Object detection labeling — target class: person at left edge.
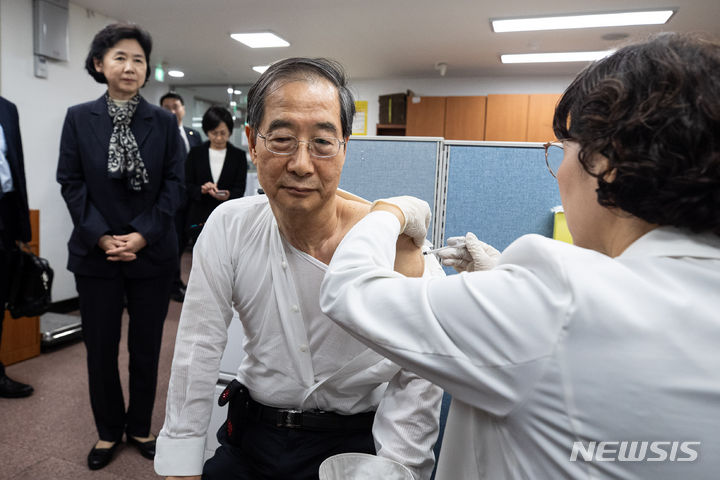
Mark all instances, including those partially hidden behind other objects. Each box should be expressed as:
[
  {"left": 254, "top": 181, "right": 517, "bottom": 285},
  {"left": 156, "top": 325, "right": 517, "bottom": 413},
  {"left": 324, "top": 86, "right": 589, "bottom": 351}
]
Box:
[
  {"left": 56, "top": 23, "right": 184, "bottom": 471},
  {"left": 160, "top": 92, "right": 201, "bottom": 302},
  {"left": 0, "top": 96, "right": 34, "bottom": 399}
]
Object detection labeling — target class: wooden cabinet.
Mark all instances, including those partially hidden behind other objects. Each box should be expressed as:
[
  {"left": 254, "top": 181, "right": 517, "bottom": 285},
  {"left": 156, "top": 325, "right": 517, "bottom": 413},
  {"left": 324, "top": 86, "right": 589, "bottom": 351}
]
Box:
[
  {"left": 398, "top": 92, "right": 560, "bottom": 141},
  {"left": 526, "top": 93, "right": 561, "bottom": 142},
  {"left": 0, "top": 210, "right": 41, "bottom": 366},
  {"left": 376, "top": 124, "right": 407, "bottom": 136},
  {"left": 484, "top": 93, "right": 561, "bottom": 142},
  {"left": 484, "top": 94, "right": 530, "bottom": 141},
  {"left": 444, "top": 96, "right": 487, "bottom": 141},
  {"left": 406, "top": 96, "right": 446, "bottom": 137},
  {"left": 406, "top": 95, "right": 488, "bottom": 140}
]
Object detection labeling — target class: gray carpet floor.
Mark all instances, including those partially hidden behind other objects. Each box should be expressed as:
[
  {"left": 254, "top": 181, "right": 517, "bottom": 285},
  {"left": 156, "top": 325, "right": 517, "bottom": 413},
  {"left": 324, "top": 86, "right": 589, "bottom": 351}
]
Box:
[{"left": 0, "top": 253, "right": 191, "bottom": 480}]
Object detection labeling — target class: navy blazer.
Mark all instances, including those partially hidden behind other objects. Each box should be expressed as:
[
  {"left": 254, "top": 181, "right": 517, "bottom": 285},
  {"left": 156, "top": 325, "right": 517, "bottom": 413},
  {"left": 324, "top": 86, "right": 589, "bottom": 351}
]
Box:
[
  {"left": 56, "top": 95, "right": 184, "bottom": 278},
  {"left": 185, "top": 141, "right": 247, "bottom": 230},
  {"left": 0, "top": 96, "right": 31, "bottom": 242}
]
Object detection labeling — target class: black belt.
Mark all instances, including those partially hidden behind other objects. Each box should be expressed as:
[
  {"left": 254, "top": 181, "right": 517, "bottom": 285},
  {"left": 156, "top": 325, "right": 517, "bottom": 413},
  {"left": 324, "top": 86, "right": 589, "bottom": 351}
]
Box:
[{"left": 250, "top": 399, "right": 375, "bottom": 431}]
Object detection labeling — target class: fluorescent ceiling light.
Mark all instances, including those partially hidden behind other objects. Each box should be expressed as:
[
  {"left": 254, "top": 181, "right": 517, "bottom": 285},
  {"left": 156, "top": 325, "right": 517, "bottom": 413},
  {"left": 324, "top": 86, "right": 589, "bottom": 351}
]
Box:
[
  {"left": 231, "top": 32, "right": 289, "bottom": 48},
  {"left": 167, "top": 70, "right": 184, "bottom": 78},
  {"left": 501, "top": 50, "right": 615, "bottom": 64},
  {"left": 253, "top": 65, "right": 269, "bottom": 74},
  {"left": 226, "top": 87, "right": 234, "bottom": 94},
  {"left": 492, "top": 10, "right": 674, "bottom": 33},
  {"left": 233, "top": 89, "right": 242, "bottom": 95}
]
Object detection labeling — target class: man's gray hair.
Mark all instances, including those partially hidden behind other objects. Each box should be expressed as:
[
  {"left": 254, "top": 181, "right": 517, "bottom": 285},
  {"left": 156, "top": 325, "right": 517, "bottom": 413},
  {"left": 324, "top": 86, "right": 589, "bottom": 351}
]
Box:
[{"left": 246, "top": 57, "right": 355, "bottom": 139}]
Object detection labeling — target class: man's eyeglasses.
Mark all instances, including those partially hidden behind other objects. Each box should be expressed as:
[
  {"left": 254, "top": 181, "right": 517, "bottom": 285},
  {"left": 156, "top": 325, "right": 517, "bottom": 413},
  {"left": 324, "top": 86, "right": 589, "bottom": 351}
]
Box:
[
  {"left": 543, "top": 141, "right": 564, "bottom": 178},
  {"left": 257, "top": 132, "right": 345, "bottom": 158}
]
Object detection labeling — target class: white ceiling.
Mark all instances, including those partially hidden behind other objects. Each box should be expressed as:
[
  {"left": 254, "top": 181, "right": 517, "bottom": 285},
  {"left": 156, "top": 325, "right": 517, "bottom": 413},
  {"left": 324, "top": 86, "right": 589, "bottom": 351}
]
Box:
[{"left": 71, "top": 0, "right": 720, "bottom": 86}]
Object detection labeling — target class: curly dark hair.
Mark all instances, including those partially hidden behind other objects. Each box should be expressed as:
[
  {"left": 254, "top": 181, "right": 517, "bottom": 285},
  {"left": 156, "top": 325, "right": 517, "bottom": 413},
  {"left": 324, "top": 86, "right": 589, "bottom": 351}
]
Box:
[
  {"left": 553, "top": 32, "right": 720, "bottom": 236},
  {"left": 85, "top": 23, "right": 152, "bottom": 84}
]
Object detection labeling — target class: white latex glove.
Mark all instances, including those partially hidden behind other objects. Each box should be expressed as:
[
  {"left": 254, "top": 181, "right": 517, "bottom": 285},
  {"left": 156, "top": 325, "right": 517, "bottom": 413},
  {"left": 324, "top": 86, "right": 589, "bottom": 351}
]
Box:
[
  {"left": 371, "top": 196, "right": 430, "bottom": 247},
  {"left": 437, "top": 232, "right": 500, "bottom": 272}
]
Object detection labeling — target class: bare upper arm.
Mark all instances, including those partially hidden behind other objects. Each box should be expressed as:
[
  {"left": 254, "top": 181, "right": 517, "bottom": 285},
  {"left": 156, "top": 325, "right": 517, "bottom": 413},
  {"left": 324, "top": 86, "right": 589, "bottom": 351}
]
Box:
[
  {"left": 394, "top": 234, "right": 424, "bottom": 277},
  {"left": 337, "top": 193, "right": 424, "bottom": 277}
]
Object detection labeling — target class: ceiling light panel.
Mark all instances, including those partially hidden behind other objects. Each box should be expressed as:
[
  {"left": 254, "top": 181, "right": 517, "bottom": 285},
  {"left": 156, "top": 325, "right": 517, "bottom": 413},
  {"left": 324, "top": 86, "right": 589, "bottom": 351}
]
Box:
[
  {"left": 501, "top": 50, "right": 615, "bottom": 63},
  {"left": 231, "top": 32, "right": 290, "bottom": 48},
  {"left": 492, "top": 10, "right": 674, "bottom": 33}
]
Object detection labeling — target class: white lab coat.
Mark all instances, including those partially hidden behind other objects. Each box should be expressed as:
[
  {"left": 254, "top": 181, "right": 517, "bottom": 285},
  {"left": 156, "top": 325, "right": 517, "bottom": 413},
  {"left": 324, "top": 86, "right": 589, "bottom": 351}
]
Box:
[{"left": 321, "top": 211, "right": 720, "bottom": 479}]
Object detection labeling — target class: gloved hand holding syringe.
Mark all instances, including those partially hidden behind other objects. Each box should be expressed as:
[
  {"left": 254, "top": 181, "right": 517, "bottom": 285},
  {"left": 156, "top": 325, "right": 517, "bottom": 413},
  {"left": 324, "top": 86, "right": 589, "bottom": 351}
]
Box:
[{"left": 425, "top": 233, "right": 501, "bottom": 273}]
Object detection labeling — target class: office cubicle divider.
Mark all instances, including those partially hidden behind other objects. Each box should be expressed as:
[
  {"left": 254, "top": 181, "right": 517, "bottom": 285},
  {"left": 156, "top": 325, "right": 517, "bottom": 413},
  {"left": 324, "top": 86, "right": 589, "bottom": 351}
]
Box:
[
  {"left": 342, "top": 137, "right": 562, "bottom": 269},
  {"left": 341, "top": 136, "right": 445, "bottom": 248},
  {"left": 442, "top": 140, "right": 562, "bottom": 251}
]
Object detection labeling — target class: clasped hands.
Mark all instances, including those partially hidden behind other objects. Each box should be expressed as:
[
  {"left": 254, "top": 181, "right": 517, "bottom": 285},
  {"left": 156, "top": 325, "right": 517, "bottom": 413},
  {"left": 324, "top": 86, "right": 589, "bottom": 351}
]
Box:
[
  {"left": 371, "top": 196, "right": 500, "bottom": 273},
  {"left": 201, "top": 181, "right": 230, "bottom": 201},
  {"left": 98, "top": 232, "right": 147, "bottom": 262}
]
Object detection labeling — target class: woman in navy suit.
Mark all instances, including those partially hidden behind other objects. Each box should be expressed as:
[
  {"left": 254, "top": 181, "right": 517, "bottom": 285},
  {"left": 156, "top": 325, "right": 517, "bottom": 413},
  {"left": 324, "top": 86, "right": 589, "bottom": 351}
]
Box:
[
  {"left": 185, "top": 106, "right": 247, "bottom": 242},
  {"left": 56, "top": 24, "right": 183, "bottom": 470}
]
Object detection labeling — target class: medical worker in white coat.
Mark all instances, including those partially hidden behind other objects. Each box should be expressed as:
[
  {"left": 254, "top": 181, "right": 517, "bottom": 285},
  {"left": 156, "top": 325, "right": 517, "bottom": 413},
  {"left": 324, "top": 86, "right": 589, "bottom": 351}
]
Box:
[{"left": 320, "top": 32, "right": 720, "bottom": 479}]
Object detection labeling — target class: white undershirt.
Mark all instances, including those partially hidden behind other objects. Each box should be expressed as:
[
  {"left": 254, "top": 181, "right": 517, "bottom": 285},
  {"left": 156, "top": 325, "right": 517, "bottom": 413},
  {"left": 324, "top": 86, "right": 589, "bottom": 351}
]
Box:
[
  {"left": 208, "top": 148, "right": 226, "bottom": 184},
  {"left": 283, "top": 238, "right": 339, "bottom": 366}
]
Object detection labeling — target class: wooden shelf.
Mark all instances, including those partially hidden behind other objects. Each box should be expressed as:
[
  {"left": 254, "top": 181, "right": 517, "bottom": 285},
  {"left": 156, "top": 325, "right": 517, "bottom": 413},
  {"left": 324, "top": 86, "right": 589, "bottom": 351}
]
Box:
[{"left": 376, "top": 124, "right": 406, "bottom": 136}]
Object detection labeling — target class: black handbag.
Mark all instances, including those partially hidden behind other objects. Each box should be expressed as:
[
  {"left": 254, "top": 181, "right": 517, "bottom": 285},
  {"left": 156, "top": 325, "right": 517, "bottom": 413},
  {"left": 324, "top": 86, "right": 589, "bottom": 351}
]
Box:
[{"left": 6, "top": 246, "right": 54, "bottom": 319}]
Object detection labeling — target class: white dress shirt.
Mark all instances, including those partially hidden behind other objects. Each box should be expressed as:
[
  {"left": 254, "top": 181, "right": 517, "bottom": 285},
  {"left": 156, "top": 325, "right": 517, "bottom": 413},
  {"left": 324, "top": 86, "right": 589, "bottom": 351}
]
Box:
[
  {"left": 321, "top": 211, "right": 720, "bottom": 480},
  {"left": 178, "top": 125, "right": 190, "bottom": 153},
  {"left": 155, "top": 195, "right": 443, "bottom": 478}
]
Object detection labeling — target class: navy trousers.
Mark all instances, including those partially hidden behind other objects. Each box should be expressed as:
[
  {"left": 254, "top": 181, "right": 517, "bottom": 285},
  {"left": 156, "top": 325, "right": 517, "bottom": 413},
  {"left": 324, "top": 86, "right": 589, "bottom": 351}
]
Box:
[{"left": 76, "top": 272, "right": 171, "bottom": 442}]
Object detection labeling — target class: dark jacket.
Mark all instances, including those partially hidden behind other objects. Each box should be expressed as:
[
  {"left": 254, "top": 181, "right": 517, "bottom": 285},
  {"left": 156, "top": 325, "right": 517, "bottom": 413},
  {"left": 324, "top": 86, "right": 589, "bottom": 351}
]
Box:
[
  {"left": 183, "top": 126, "right": 203, "bottom": 150},
  {"left": 56, "top": 95, "right": 184, "bottom": 278},
  {"left": 0, "top": 96, "right": 31, "bottom": 243},
  {"left": 185, "top": 141, "right": 247, "bottom": 232}
]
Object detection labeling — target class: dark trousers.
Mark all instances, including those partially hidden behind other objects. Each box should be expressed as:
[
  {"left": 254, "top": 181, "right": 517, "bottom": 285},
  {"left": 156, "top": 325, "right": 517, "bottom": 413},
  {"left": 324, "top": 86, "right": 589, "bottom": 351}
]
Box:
[
  {"left": 75, "top": 272, "right": 172, "bottom": 442},
  {"left": 0, "top": 240, "right": 10, "bottom": 378},
  {"left": 202, "top": 419, "right": 376, "bottom": 480},
  {"left": 0, "top": 192, "right": 21, "bottom": 378}
]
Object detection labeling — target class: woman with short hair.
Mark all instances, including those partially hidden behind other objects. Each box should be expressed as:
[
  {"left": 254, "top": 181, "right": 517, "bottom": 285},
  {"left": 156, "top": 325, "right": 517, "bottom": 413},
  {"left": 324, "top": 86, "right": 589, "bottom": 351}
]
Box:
[
  {"left": 185, "top": 105, "right": 247, "bottom": 243},
  {"left": 56, "top": 23, "right": 183, "bottom": 470}
]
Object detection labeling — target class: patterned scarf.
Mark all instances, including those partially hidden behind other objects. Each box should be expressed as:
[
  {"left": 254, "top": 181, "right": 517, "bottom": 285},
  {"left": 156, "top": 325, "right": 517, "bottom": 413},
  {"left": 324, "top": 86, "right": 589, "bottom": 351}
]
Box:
[{"left": 106, "top": 93, "right": 149, "bottom": 191}]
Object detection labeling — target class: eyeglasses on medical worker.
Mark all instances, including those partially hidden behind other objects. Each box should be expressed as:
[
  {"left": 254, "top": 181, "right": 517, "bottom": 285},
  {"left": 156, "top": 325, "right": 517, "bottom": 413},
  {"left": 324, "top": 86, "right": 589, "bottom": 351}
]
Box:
[
  {"left": 543, "top": 141, "right": 564, "bottom": 178},
  {"left": 257, "top": 131, "right": 346, "bottom": 158}
]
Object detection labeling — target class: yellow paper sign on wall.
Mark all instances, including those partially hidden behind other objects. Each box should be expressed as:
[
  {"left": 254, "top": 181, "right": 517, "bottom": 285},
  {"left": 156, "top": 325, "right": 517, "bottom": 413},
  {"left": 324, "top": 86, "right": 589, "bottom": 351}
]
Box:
[
  {"left": 352, "top": 100, "right": 368, "bottom": 136},
  {"left": 553, "top": 210, "right": 573, "bottom": 244}
]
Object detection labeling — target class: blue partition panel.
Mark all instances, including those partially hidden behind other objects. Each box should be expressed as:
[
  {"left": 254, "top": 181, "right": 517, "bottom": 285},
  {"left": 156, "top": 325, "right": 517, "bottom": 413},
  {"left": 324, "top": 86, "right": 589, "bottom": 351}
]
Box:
[
  {"left": 444, "top": 144, "right": 562, "bottom": 254},
  {"left": 340, "top": 138, "right": 441, "bottom": 243}
]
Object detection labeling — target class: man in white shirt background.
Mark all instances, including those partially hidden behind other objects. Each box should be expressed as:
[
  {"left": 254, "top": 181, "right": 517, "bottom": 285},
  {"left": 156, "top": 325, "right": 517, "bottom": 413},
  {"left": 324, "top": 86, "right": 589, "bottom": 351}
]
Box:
[
  {"left": 154, "top": 57, "right": 443, "bottom": 480},
  {"left": 160, "top": 92, "right": 202, "bottom": 303}
]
